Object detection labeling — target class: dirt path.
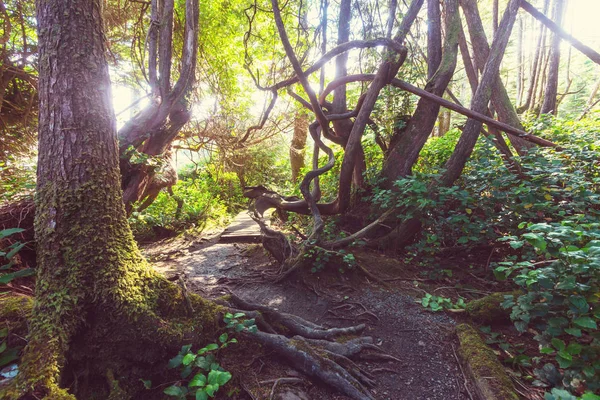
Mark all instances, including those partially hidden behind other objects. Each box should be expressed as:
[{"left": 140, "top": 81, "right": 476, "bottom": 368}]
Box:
[{"left": 145, "top": 233, "right": 474, "bottom": 400}]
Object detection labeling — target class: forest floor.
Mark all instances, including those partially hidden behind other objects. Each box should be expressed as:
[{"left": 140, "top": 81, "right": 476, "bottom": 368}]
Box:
[{"left": 143, "top": 224, "right": 482, "bottom": 400}]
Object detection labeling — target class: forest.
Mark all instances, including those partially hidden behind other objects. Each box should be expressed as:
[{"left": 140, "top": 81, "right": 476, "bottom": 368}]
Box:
[{"left": 0, "top": 0, "right": 599, "bottom": 399}]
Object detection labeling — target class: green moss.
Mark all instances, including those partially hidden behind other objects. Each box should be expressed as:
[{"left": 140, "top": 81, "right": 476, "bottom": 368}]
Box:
[
  {"left": 456, "top": 324, "right": 518, "bottom": 400},
  {"left": 465, "top": 292, "right": 520, "bottom": 324},
  {"left": 0, "top": 295, "right": 33, "bottom": 337}
]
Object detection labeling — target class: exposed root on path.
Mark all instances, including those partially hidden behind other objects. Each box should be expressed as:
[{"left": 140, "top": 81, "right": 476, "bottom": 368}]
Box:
[{"left": 218, "top": 293, "right": 402, "bottom": 400}]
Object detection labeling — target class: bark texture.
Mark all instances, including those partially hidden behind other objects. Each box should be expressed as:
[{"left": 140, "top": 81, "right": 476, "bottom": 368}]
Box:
[{"left": 540, "top": 0, "right": 565, "bottom": 115}]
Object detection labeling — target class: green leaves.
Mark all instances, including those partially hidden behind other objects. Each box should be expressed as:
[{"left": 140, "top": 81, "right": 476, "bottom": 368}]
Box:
[
  {"left": 208, "top": 370, "right": 231, "bottom": 386},
  {"left": 158, "top": 326, "right": 239, "bottom": 400},
  {"left": 573, "top": 317, "right": 597, "bottom": 330},
  {"left": 189, "top": 373, "right": 207, "bottom": 388},
  {"left": 164, "top": 385, "right": 187, "bottom": 397},
  {"left": 168, "top": 354, "right": 184, "bottom": 369},
  {"left": 0, "top": 229, "right": 33, "bottom": 285},
  {"left": 420, "top": 293, "right": 465, "bottom": 312},
  {"left": 0, "top": 228, "right": 25, "bottom": 239}
]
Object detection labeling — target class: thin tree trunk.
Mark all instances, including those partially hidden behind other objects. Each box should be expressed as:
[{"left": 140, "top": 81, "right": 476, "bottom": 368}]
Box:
[
  {"left": 540, "top": 0, "right": 565, "bottom": 114},
  {"left": 442, "top": 0, "right": 520, "bottom": 186},
  {"left": 516, "top": 15, "right": 524, "bottom": 105},
  {"left": 519, "top": 0, "right": 550, "bottom": 112},
  {"left": 521, "top": 0, "right": 600, "bottom": 66},
  {"left": 428, "top": 0, "right": 442, "bottom": 79},
  {"left": 291, "top": 113, "right": 309, "bottom": 182},
  {"left": 458, "top": 22, "right": 479, "bottom": 95},
  {"left": 535, "top": 49, "right": 551, "bottom": 114},
  {"left": 460, "top": 0, "right": 534, "bottom": 154},
  {"left": 438, "top": 108, "right": 451, "bottom": 136},
  {"left": 382, "top": 0, "right": 459, "bottom": 181},
  {"left": 331, "top": 0, "right": 366, "bottom": 188},
  {"left": 492, "top": 0, "right": 499, "bottom": 37}
]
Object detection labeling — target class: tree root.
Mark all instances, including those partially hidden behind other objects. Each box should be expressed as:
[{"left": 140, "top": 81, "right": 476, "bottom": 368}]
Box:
[
  {"left": 249, "top": 332, "right": 376, "bottom": 400},
  {"left": 224, "top": 293, "right": 400, "bottom": 400}
]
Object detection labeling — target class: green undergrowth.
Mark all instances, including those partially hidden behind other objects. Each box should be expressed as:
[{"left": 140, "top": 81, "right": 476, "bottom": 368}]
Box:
[
  {"left": 129, "top": 166, "right": 243, "bottom": 241},
  {"left": 384, "top": 116, "right": 600, "bottom": 397}
]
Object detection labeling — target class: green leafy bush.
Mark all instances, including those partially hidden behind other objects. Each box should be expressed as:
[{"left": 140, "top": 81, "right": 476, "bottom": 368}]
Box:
[
  {"left": 370, "top": 116, "right": 600, "bottom": 396},
  {"left": 129, "top": 168, "right": 243, "bottom": 239},
  {"left": 497, "top": 220, "right": 599, "bottom": 394},
  {"left": 420, "top": 293, "right": 466, "bottom": 312},
  {"left": 162, "top": 338, "right": 234, "bottom": 400},
  {"left": 0, "top": 228, "right": 34, "bottom": 286}
]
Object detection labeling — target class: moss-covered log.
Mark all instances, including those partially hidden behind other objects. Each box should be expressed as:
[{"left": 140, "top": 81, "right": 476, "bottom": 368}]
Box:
[
  {"left": 465, "top": 292, "right": 520, "bottom": 324},
  {"left": 456, "top": 324, "right": 518, "bottom": 400}
]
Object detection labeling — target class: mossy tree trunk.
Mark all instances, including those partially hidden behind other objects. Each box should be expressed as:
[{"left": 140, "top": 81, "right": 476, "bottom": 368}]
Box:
[{"left": 5, "top": 1, "right": 219, "bottom": 398}]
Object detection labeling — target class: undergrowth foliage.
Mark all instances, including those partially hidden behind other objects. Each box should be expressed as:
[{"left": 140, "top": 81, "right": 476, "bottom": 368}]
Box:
[
  {"left": 128, "top": 166, "right": 244, "bottom": 239},
  {"left": 375, "top": 116, "right": 600, "bottom": 397}
]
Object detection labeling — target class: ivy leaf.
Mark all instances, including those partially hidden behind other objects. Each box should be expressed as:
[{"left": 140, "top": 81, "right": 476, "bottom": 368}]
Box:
[
  {"left": 573, "top": 317, "right": 597, "bottom": 329},
  {"left": 196, "top": 391, "right": 209, "bottom": 400},
  {"left": 189, "top": 373, "right": 207, "bottom": 388},
  {"left": 566, "top": 342, "right": 582, "bottom": 355},
  {"left": 582, "top": 393, "right": 600, "bottom": 400},
  {"left": 182, "top": 353, "right": 196, "bottom": 365},
  {"left": 564, "top": 328, "right": 582, "bottom": 337},
  {"left": 509, "top": 241, "right": 524, "bottom": 249},
  {"left": 195, "top": 356, "right": 210, "bottom": 370},
  {"left": 204, "top": 383, "right": 218, "bottom": 397},
  {"left": 218, "top": 333, "right": 228, "bottom": 343},
  {"left": 180, "top": 364, "right": 193, "bottom": 379},
  {"left": 164, "top": 385, "right": 184, "bottom": 397},
  {"left": 167, "top": 354, "right": 184, "bottom": 369},
  {"left": 569, "top": 296, "right": 589, "bottom": 314},
  {"left": 217, "top": 371, "right": 231, "bottom": 386},
  {"left": 551, "top": 338, "right": 565, "bottom": 352},
  {"left": 556, "top": 354, "right": 572, "bottom": 369},
  {"left": 140, "top": 379, "right": 152, "bottom": 389},
  {"left": 204, "top": 343, "right": 219, "bottom": 351}
]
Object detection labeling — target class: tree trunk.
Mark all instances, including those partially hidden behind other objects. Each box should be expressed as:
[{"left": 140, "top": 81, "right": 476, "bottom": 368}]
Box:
[
  {"left": 331, "top": 0, "right": 367, "bottom": 188},
  {"left": 4, "top": 1, "right": 219, "bottom": 398},
  {"left": 382, "top": 0, "right": 459, "bottom": 181},
  {"left": 438, "top": 108, "right": 451, "bottom": 136},
  {"left": 291, "top": 113, "right": 308, "bottom": 182},
  {"left": 442, "top": 0, "right": 520, "bottom": 185},
  {"left": 427, "top": 0, "right": 442, "bottom": 79},
  {"left": 460, "top": 0, "right": 534, "bottom": 155},
  {"left": 519, "top": 0, "right": 550, "bottom": 112},
  {"left": 492, "top": 0, "right": 499, "bottom": 37},
  {"left": 458, "top": 22, "right": 479, "bottom": 96},
  {"left": 516, "top": 15, "right": 524, "bottom": 105},
  {"left": 540, "top": 0, "right": 565, "bottom": 115}
]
